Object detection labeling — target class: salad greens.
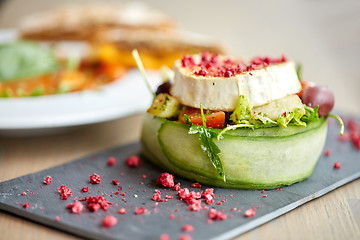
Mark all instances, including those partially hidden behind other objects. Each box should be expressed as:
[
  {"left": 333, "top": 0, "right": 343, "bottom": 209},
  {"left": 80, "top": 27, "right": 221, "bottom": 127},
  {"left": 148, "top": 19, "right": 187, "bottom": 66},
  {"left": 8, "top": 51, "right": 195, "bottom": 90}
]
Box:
[
  {"left": 184, "top": 105, "right": 225, "bottom": 182},
  {"left": 0, "top": 41, "right": 58, "bottom": 83}
]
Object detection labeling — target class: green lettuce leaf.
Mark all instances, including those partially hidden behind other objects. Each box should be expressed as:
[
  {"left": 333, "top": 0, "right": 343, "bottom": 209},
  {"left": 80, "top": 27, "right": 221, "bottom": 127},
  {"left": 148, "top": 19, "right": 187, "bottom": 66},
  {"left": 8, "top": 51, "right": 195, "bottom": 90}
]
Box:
[{"left": 0, "top": 41, "right": 58, "bottom": 83}]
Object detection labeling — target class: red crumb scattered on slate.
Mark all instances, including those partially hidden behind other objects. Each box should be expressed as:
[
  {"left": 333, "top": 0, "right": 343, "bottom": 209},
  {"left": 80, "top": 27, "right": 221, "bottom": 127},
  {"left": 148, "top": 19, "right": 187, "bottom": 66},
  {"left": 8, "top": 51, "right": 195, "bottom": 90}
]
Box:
[
  {"left": 112, "top": 179, "right": 119, "bottom": 185},
  {"left": 191, "top": 183, "right": 201, "bottom": 188},
  {"left": 23, "top": 203, "right": 30, "bottom": 209},
  {"left": 334, "top": 161, "right": 341, "bottom": 169},
  {"left": 80, "top": 195, "right": 112, "bottom": 212},
  {"left": 152, "top": 191, "right": 163, "bottom": 202},
  {"left": 58, "top": 185, "right": 72, "bottom": 200},
  {"left": 277, "top": 188, "right": 282, "bottom": 191},
  {"left": 107, "top": 157, "right": 116, "bottom": 166},
  {"left": 208, "top": 208, "right": 227, "bottom": 220},
  {"left": 81, "top": 187, "right": 89, "bottom": 192},
  {"left": 179, "top": 234, "right": 192, "bottom": 240},
  {"left": 21, "top": 192, "right": 26, "bottom": 196},
  {"left": 55, "top": 216, "right": 60, "bottom": 221},
  {"left": 174, "top": 183, "right": 181, "bottom": 191},
  {"left": 89, "top": 174, "right": 101, "bottom": 184},
  {"left": 68, "top": 201, "right": 84, "bottom": 214},
  {"left": 182, "top": 224, "right": 194, "bottom": 232},
  {"left": 156, "top": 173, "right": 175, "bottom": 188},
  {"left": 142, "top": 174, "right": 147, "bottom": 179},
  {"left": 43, "top": 176, "right": 52, "bottom": 185},
  {"left": 244, "top": 208, "right": 256, "bottom": 217},
  {"left": 102, "top": 215, "right": 118, "bottom": 227},
  {"left": 118, "top": 208, "right": 126, "bottom": 214},
  {"left": 126, "top": 155, "right": 140, "bottom": 168},
  {"left": 135, "top": 207, "right": 147, "bottom": 215},
  {"left": 261, "top": 190, "right": 265, "bottom": 193},
  {"left": 160, "top": 233, "right": 170, "bottom": 240},
  {"left": 262, "top": 195, "right": 268, "bottom": 198},
  {"left": 324, "top": 149, "right": 331, "bottom": 156},
  {"left": 169, "top": 214, "right": 175, "bottom": 219}
]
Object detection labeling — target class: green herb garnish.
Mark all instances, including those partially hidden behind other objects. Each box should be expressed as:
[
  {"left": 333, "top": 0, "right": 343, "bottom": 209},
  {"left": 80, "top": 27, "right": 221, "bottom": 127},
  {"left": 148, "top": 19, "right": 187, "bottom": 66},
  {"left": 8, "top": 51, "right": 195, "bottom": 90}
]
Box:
[{"left": 185, "top": 104, "right": 225, "bottom": 181}]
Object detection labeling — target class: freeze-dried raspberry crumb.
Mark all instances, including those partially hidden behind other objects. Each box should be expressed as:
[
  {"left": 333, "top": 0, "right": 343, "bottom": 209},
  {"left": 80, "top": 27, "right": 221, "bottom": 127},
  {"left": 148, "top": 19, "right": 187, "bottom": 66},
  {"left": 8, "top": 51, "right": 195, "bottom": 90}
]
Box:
[
  {"left": 261, "top": 190, "right": 265, "bottom": 193},
  {"left": 44, "top": 176, "right": 52, "bottom": 185},
  {"left": 81, "top": 195, "right": 111, "bottom": 212},
  {"left": 324, "top": 149, "right": 331, "bottom": 156},
  {"left": 202, "top": 188, "right": 214, "bottom": 205},
  {"left": 112, "top": 179, "right": 119, "bottom": 185},
  {"left": 102, "top": 215, "right": 117, "bottom": 227},
  {"left": 58, "top": 185, "right": 72, "bottom": 200},
  {"left": 244, "top": 208, "right": 256, "bottom": 217},
  {"left": 152, "top": 191, "right": 163, "bottom": 202},
  {"left": 89, "top": 174, "right": 101, "bottom": 184},
  {"left": 67, "top": 201, "right": 84, "bottom": 214},
  {"left": 338, "top": 133, "right": 349, "bottom": 142},
  {"left": 217, "top": 201, "right": 222, "bottom": 205},
  {"left": 165, "top": 195, "right": 173, "bottom": 199},
  {"left": 191, "top": 183, "right": 201, "bottom": 188},
  {"left": 55, "top": 216, "right": 60, "bottom": 221},
  {"left": 277, "top": 188, "right": 282, "bottom": 191},
  {"left": 334, "top": 161, "right": 341, "bottom": 169},
  {"left": 160, "top": 233, "right": 170, "bottom": 240},
  {"left": 21, "top": 192, "right": 26, "bottom": 196},
  {"left": 118, "top": 208, "right": 126, "bottom": 214},
  {"left": 179, "top": 188, "right": 190, "bottom": 199},
  {"left": 81, "top": 187, "right": 89, "bottom": 192},
  {"left": 169, "top": 213, "right": 175, "bottom": 219},
  {"left": 135, "top": 207, "right": 147, "bottom": 215},
  {"left": 179, "top": 235, "right": 192, "bottom": 240},
  {"left": 142, "top": 174, "right": 147, "bottom": 179},
  {"left": 156, "top": 173, "right": 174, "bottom": 188},
  {"left": 23, "top": 203, "right": 30, "bottom": 209},
  {"left": 262, "top": 195, "right": 268, "bottom": 198},
  {"left": 208, "top": 209, "right": 227, "bottom": 220},
  {"left": 107, "top": 157, "right": 116, "bottom": 166},
  {"left": 188, "top": 199, "right": 202, "bottom": 211},
  {"left": 173, "top": 183, "right": 181, "bottom": 191},
  {"left": 182, "top": 224, "right": 194, "bottom": 232},
  {"left": 126, "top": 155, "right": 140, "bottom": 168}
]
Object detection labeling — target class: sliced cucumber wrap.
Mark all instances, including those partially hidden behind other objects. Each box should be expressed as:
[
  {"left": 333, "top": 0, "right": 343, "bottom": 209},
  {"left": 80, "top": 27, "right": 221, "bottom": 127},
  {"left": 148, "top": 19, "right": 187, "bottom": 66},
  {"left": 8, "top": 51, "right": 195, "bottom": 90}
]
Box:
[{"left": 141, "top": 114, "right": 327, "bottom": 189}]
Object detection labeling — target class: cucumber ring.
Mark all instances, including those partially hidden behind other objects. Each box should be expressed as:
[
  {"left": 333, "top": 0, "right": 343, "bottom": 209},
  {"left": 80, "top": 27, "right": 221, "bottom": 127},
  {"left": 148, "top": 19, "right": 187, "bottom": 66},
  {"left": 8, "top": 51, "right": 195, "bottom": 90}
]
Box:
[{"left": 141, "top": 114, "right": 327, "bottom": 189}]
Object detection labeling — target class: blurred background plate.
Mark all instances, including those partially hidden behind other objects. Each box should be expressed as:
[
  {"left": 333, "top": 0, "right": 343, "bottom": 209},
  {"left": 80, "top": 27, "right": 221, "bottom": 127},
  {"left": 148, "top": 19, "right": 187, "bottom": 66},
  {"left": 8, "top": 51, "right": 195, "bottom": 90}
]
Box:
[{"left": 0, "top": 69, "right": 161, "bottom": 136}]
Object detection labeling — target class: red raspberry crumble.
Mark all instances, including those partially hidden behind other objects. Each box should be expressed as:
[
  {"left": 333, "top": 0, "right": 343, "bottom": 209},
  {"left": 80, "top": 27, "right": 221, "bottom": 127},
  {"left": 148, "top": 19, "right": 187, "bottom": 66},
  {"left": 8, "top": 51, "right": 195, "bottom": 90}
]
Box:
[
  {"left": 182, "top": 224, "right": 194, "bottom": 232},
  {"left": 160, "top": 234, "right": 170, "bottom": 240},
  {"left": 81, "top": 187, "right": 89, "bottom": 192},
  {"left": 173, "top": 183, "right": 181, "bottom": 191},
  {"left": 152, "top": 191, "right": 163, "bottom": 202},
  {"left": 208, "top": 209, "right": 227, "bottom": 220},
  {"left": 191, "top": 183, "right": 201, "bottom": 188},
  {"left": 89, "top": 174, "right": 101, "bottom": 184},
  {"left": 68, "top": 201, "right": 84, "bottom": 214},
  {"left": 44, "top": 176, "right": 52, "bottom": 185},
  {"left": 324, "top": 149, "right": 331, "bottom": 156},
  {"left": 202, "top": 188, "right": 215, "bottom": 205},
  {"left": 244, "top": 208, "right": 256, "bottom": 217},
  {"left": 118, "top": 208, "right": 126, "bottom": 214},
  {"left": 179, "top": 235, "right": 192, "bottom": 240},
  {"left": 23, "top": 203, "right": 30, "bottom": 209},
  {"left": 58, "top": 185, "right": 72, "bottom": 200},
  {"left": 156, "top": 173, "right": 175, "bottom": 188},
  {"left": 21, "top": 192, "right": 26, "bottom": 196},
  {"left": 112, "top": 179, "right": 119, "bottom": 185},
  {"left": 55, "top": 216, "right": 60, "bottom": 221},
  {"left": 81, "top": 195, "right": 111, "bottom": 212},
  {"left": 102, "top": 215, "right": 118, "bottom": 227},
  {"left": 126, "top": 155, "right": 140, "bottom": 168},
  {"left": 334, "top": 161, "right": 341, "bottom": 169},
  {"left": 107, "top": 157, "right": 116, "bottom": 166},
  {"left": 135, "top": 207, "right": 147, "bottom": 215}
]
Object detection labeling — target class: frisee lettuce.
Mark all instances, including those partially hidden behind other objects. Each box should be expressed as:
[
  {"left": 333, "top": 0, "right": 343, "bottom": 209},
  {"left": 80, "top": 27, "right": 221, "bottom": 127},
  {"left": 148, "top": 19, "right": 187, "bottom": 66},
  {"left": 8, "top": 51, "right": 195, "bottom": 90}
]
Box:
[{"left": 184, "top": 104, "right": 226, "bottom": 181}]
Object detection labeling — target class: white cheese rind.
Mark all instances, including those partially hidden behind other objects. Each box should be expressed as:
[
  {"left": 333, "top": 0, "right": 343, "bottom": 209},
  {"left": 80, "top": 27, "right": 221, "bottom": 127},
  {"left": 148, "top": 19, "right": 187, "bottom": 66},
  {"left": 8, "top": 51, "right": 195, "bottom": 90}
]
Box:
[{"left": 171, "top": 60, "right": 301, "bottom": 111}]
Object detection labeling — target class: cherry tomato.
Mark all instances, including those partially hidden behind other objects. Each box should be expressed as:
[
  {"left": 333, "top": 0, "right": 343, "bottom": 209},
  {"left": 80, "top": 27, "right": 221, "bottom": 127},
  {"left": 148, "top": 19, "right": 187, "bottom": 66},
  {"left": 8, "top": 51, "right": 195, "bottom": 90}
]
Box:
[{"left": 179, "top": 108, "right": 225, "bottom": 129}]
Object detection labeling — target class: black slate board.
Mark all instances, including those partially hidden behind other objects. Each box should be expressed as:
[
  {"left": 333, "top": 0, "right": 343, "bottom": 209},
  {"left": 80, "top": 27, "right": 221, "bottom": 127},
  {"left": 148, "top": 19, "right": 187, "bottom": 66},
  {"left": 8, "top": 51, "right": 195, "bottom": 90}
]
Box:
[{"left": 1, "top": 116, "right": 360, "bottom": 240}]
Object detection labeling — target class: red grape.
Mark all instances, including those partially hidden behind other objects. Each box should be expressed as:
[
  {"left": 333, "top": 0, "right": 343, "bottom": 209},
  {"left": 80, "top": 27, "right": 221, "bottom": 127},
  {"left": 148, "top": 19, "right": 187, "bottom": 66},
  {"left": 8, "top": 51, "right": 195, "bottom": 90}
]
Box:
[{"left": 300, "top": 86, "right": 335, "bottom": 117}]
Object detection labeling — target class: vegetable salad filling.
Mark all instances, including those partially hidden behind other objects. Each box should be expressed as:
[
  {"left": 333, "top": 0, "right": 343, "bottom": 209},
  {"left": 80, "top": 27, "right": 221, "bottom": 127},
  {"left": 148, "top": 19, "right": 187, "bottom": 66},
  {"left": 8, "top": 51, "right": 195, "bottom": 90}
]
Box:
[{"left": 134, "top": 50, "right": 344, "bottom": 185}]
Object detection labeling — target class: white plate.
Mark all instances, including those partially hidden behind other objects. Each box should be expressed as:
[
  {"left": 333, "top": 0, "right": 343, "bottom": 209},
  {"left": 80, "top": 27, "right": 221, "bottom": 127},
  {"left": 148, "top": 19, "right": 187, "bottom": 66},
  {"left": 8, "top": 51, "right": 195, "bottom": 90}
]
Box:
[
  {"left": 0, "top": 69, "right": 162, "bottom": 136},
  {"left": 0, "top": 29, "right": 163, "bottom": 136}
]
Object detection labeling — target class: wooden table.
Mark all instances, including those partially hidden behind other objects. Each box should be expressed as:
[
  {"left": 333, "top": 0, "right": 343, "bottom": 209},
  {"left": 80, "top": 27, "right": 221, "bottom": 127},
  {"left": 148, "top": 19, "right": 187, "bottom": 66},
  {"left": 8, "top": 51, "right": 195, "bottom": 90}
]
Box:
[{"left": 0, "top": 113, "right": 359, "bottom": 240}]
